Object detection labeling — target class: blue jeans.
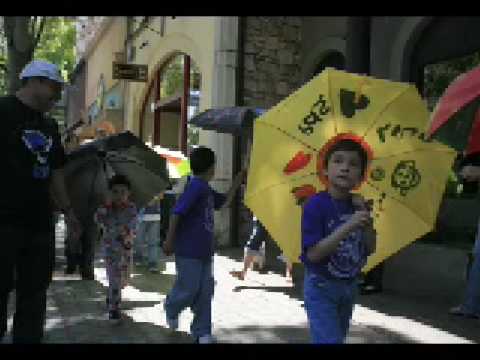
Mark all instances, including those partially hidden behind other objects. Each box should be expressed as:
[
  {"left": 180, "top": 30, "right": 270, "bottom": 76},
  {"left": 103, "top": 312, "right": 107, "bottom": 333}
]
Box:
[
  {"left": 303, "top": 270, "right": 358, "bottom": 344},
  {"left": 460, "top": 228, "right": 480, "bottom": 315},
  {"left": 134, "top": 221, "right": 160, "bottom": 267},
  {"left": 165, "top": 256, "right": 214, "bottom": 338}
]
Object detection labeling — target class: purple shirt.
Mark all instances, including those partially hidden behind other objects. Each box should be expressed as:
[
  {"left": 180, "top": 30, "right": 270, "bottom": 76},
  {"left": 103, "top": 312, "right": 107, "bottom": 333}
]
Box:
[
  {"left": 173, "top": 176, "right": 226, "bottom": 259},
  {"left": 300, "top": 191, "right": 367, "bottom": 279}
]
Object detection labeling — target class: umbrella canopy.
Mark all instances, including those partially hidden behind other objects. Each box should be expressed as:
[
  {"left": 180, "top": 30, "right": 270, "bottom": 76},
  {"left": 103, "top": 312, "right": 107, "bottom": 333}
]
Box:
[
  {"left": 427, "top": 65, "right": 480, "bottom": 153},
  {"left": 64, "top": 131, "right": 170, "bottom": 223},
  {"left": 245, "top": 68, "right": 456, "bottom": 272},
  {"left": 189, "top": 107, "right": 266, "bottom": 135}
]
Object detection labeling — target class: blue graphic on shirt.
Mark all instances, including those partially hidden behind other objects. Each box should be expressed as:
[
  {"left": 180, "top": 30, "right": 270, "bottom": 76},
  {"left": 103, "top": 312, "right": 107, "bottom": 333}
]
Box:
[
  {"left": 21, "top": 130, "right": 53, "bottom": 179},
  {"left": 326, "top": 213, "right": 367, "bottom": 278}
]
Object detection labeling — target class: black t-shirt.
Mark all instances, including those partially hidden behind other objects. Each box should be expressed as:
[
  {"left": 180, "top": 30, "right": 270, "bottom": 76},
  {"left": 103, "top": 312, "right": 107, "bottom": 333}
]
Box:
[{"left": 0, "top": 95, "right": 66, "bottom": 229}]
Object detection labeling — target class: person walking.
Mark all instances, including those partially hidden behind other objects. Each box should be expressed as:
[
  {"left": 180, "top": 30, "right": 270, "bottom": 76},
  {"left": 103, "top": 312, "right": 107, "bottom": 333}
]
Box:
[{"left": 0, "top": 60, "right": 82, "bottom": 343}]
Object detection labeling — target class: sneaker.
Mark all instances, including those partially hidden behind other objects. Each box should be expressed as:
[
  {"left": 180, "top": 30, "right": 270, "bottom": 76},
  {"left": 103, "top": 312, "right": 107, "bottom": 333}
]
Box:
[
  {"left": 196, "top": 334, "right": 215, "bottom": 344},
  {"left": 109, "top": 310, "right": 122, "bottom": 324}
]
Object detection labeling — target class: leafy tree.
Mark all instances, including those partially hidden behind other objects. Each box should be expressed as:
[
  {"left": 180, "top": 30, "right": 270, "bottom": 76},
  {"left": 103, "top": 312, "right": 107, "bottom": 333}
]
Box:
[
  {"left": 1, "top": 17, "right": 75, "bottom": 95},
  {"left": 424, "top": 51, "right": 480, "bottom": 111},
  {"left": 34, "top": 18, "right": 76, "bottom": 81},
  {"left": 2, "top": 17, "right": 46, "bottom": 94}
]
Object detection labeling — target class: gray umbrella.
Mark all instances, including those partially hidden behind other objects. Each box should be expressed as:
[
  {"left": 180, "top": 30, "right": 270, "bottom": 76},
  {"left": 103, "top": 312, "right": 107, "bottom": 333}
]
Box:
[
  {"left": 189, "top": 107, "right": 266, "bottom": 135},
  {"left": 64, "top": 131, "right": 170, "bottom": 224}
]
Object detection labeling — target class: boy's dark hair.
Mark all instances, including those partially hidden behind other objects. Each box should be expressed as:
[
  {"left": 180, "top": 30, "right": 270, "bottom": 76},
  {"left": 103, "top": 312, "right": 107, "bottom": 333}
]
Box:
[
  {"left": 108, "top": 174, "right": 131, "bottom": 190},
  {"left": 324, "top": 139, "right": 369, "bottom": 174},
  {"left": 189, "top": 146, "right": 216, "bottom": 175}
]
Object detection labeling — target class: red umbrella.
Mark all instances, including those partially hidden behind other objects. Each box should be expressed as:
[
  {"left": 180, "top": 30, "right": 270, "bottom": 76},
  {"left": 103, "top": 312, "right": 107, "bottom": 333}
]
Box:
[{"left": 427, "top": 65, "right": 480, "bottom": 154}]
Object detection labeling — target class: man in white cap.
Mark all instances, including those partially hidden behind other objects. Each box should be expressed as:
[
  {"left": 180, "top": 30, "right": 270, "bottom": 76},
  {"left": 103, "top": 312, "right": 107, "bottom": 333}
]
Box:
[{"left": 0, "top": 60, "right": 82, "bottom": 343}]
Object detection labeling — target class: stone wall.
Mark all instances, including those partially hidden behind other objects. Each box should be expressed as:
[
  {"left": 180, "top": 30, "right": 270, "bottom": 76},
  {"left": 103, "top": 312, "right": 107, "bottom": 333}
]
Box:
[
  {"left": 242, "top": 17, "right": 303, "bottom": 108},
  {"left": 238, "top": 17, "right": 303, "bottom": 254}
]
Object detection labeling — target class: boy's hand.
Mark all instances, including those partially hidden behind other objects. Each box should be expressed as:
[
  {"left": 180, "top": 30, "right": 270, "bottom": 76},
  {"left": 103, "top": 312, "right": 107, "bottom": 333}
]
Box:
[
  {"left": 460, "top": 165, "right": 480, "bottom": 182},
  {"left": 162, "top": 239, "right": 174, "bottom": 256},
  {"left": 344, "top": 210, "right": 372, "bottom": 232}
]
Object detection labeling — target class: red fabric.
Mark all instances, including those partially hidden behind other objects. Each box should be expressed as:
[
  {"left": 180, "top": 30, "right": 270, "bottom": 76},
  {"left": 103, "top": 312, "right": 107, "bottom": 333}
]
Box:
[
  {"left": 428, "top": 65, "right": 480, "bottom": 137},
  {"left": 466, "top": 108, "right": 480, "bottom": 155}
]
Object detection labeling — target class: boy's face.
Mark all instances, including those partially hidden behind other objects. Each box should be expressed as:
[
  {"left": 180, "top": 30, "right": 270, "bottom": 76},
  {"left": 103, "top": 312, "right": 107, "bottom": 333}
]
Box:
[
  {"left": 111, "top": 184, "right": 130, "bottom": 205},
  {"left": 324, "top": 150, "right": 364, "bottom": 191}
]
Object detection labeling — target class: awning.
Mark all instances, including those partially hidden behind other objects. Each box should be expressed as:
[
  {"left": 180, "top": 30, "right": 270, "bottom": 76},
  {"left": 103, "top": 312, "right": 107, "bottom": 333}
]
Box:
[{"left": 189, "top": 107, "right": 266, "bottom": 135}]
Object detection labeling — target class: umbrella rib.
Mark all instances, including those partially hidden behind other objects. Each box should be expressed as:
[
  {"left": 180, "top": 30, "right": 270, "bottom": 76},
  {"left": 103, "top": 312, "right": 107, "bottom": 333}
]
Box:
[
  {"left": 360, "top": 86, "right": 411, "bottom": 140},
  {"left": 365, "top": 179, "right": 432, "bottom": 229},
  {"left": 261, "top": 122, "right": 319, "bottom": 152},
  {"left": 328, "top": 70, "right": 338, "bottom": 135}
]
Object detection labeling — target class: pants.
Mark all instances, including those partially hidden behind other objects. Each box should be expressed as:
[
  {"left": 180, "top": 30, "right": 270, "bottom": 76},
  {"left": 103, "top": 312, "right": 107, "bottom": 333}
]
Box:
[
  {"left": 133, "top": 221, "right": 160, "bottom": 267},
  {"left": 78, "top": 221, "right": 100, "bottom": 277},
  {"left": 164, "top": 256, "right": 214, "bottom": 338},
  {"left": 303, "top": 270, "right": 358, "bottom": 344},
  {"left": 459, "top": 224, "right": 480, "bottom": 315},
  {"left": 0, "top": 224, "right": 55, "bottom": 343},
  {"left": 105, "top": 241, "right": 132, "bottom": 312}
]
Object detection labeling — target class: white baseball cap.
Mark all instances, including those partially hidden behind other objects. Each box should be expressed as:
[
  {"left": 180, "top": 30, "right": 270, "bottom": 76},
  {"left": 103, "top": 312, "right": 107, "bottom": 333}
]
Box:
[{"left": 20, "top": 60, "right": 65, "bottom": 84}]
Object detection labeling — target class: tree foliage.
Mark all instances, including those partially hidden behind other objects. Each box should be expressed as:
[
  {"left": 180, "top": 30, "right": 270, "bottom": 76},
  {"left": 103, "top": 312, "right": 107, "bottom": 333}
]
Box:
[
  {"left": 423, "top": 51, "right": 480, "bottom": 111},
  {"left": 0, "top": 17, "right": 75, "bottom": 95},
  {"left": 34, "top": 18, "right": 76, "bottom": 81}
]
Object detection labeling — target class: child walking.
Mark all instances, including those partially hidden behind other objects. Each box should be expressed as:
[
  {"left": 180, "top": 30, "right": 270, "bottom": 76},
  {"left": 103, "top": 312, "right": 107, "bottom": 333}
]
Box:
[
  {"left": 134, "top": 193, "right": 163, "bottom": 273},
  {"left": 94, "top": 174, "right": 138, "bottom": 323},
  {"left": 162, "top": 146, "right": 245, "bottom": 343},
  {"left": 300, "top": 139, "right": 376, "bottom": 344}
]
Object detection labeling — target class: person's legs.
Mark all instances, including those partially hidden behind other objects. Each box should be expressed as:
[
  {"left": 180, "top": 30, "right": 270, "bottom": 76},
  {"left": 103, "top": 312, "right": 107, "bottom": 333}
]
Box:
[
  {"left": 80, "top": 222, "right": 98, "bottom": 279},
  {"left": 106, "top": 255, "right": 122, "bottom": 312},
  {"left": 133, "top": 221, "right": 146, "bottom": 265},
  {"left": 303, "top": 272, "right": 343, "bottom": 344},
  {"left": 145, "top": 222, "right": 160, "bottom": 270},
  {"left": 165, "top": 257, "right": 203, "bottom": 322},
  {"left": 457, "top": 254, "right": 480, "bottom": 316},
  {"left": 190, "top": 259, "right": 215, "bottom": 340},
  {"left": 338, "top": 280, "right": 358, "bottom": 343},
  {"left": 13, "top": 227, "right": 55, "bottom": 343},
  {"left": 0, "top": 226, "right": 17, "bottom": 341}
]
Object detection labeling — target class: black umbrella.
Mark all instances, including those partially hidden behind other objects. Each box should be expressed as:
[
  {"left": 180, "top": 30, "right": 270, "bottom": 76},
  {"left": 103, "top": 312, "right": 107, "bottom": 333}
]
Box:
[
  {"left": 64, "top": 131, "right": 170, "bottom": 224},
  {"left": 189, "top": 107, "right": 266, "bottom": 135}
]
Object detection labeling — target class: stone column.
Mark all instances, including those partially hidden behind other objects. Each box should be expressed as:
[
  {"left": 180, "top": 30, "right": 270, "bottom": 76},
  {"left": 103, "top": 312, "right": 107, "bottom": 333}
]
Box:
[{"left": 199, "top": 16, "right": 239, "bottom": 247}]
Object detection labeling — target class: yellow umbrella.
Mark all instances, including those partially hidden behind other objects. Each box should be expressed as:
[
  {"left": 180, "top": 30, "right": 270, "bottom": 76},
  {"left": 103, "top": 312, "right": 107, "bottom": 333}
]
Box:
[{"left": 244, "top": 68, "right": 456, "bottom": 272}]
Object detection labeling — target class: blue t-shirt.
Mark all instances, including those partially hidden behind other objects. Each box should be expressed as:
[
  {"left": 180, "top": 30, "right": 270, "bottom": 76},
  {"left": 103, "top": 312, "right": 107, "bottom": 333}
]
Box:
[
  {"left": 173, "top": 176, "right": 226, "bottom": 259},
  {"left": 300, "top": 191, "right": 367, "bottom": 279}
]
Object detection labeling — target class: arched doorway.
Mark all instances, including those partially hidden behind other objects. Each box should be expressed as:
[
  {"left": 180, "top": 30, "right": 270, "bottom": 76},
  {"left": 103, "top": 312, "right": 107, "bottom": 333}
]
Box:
[
  {"left": 313, "top": 50, "right": 346, "bottom": 77},
  {"left": 139, "top": 53, "right": 201, "bottom": 154}
]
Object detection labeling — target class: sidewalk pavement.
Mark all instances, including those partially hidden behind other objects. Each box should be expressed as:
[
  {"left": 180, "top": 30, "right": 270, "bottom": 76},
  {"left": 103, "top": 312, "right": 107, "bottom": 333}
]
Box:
[{"left": 3, "top": 219, "right": 479, "bottom": 344}]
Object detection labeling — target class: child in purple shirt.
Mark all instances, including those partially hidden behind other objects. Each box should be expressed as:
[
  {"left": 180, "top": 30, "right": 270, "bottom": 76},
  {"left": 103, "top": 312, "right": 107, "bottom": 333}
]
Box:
[
  {"left": 301, "top": 139, "right": 376, "bottom": 344},
  {"left": 162, "top": 146, "right": 245, "bottom": 344}
]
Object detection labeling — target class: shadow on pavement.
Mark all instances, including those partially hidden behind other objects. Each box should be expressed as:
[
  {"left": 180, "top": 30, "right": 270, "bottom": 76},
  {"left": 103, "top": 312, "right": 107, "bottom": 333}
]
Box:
[{"left": 357, "top": 290, "right": 480, "bottom": 343}]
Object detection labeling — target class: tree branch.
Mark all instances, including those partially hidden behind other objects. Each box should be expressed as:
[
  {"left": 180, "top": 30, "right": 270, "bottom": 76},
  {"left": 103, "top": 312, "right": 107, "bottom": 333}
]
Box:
[
  {"left": 31, "top": 16, "right": 37, "bottom": 37},
  {"left": 33, "top": 17, "right": 45, "bottom": 50}
]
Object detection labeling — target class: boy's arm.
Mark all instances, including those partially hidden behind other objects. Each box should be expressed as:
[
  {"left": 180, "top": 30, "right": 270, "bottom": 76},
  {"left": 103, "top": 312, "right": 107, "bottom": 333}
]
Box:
[
  {"left": 306, "top": 211, "right": 371, "bottom": 263},
  {"left": 220, "top": 169, "right": 247, "bottom": 209},
  {"left": 163, "top": 214, "right": 180, "bottom": 256}
]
